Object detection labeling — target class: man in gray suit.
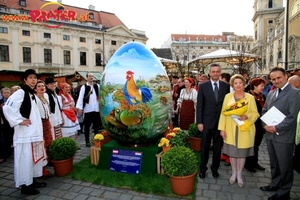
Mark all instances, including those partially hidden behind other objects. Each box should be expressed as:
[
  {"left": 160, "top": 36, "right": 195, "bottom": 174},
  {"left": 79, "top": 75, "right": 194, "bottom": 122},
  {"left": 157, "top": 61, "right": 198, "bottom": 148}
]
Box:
[
  {"left": 196, "top": 63, "right": 230, "bottom": 179},
  {"left": 260, "top": 68, "right": 300, "bottom": 200}
]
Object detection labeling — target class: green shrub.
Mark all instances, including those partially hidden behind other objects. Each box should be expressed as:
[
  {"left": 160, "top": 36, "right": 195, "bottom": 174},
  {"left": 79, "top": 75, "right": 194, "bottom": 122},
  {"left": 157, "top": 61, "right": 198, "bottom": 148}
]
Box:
[
  {"left": 161, "top": 146, "right": 198, "bottom": 177},
  {"left": 188, "top": 123, "right": 202, "bottom": 138},
  {"left": 48, "top": 137, "right": 78, "bottom": 161},
  {"left": 169, "top": 130, "right": 190, "bottom": 147}
]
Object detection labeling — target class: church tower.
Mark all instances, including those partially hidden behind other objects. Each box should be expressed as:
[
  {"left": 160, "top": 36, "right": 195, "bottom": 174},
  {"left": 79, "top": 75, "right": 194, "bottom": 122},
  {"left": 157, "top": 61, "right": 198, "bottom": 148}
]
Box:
[{"left": 252, "top": 0, "right": 284, "bottom": 63}]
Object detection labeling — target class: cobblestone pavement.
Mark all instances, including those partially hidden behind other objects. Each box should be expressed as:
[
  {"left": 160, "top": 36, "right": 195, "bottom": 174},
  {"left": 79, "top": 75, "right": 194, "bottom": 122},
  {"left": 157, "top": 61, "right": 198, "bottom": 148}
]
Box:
[{"left": 0, "top": 133, "right": 300, "bottom": 200}]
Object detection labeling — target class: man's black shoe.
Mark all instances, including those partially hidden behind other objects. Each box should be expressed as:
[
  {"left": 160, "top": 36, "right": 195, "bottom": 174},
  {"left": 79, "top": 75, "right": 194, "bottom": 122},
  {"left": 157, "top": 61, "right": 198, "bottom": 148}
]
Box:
[
  {"left": 199, "top": 172, "right": 205, "bottom": 179},
  {"left": 254, "top": 164, "right": 265, "bottom": 171},
  {"left": 260, "top": 185, "right": 279, "bottom": 191},
  {"left": 21, "top": 185, "right": 40, "bottom": 195},
  {"left": 212, "top": 171, "right": 219, "bottom": 178},
  {"left": 245, "top": 166, "right": 256, "bottom": 173},
  {"left": 33, "top": 179, "right": 47, "bottom": 188},
  {"left": 268, "top": 193, "right": 290, "bottom": 200}
]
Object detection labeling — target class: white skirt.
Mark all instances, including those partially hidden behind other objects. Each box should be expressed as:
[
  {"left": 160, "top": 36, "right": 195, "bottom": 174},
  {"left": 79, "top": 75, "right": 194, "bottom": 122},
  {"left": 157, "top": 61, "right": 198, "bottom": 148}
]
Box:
[
  {"left": 14, "top": 142, "right": 44, "bottom": 187},
  {"left": 61, "top": 112, "right": 81, "bottom": 137}
]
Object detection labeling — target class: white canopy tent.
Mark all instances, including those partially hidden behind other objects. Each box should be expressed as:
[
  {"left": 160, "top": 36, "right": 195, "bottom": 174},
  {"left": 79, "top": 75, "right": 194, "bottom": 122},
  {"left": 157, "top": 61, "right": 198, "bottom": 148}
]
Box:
[{"left": 188, "top": 49, "right": 260, "bottom": 66}]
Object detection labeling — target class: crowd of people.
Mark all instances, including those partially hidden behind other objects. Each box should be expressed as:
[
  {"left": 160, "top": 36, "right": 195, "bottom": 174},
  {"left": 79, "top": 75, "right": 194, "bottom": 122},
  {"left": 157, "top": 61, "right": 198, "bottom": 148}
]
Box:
[
  {"left": 1, "top": 66, "right": 300, "bottom": 199},
  {"left": 171, "top": 65, "right": 300, "bottom": 200},
  {"left": 0, "top": 69, "right": 101, "bottom": 195}
]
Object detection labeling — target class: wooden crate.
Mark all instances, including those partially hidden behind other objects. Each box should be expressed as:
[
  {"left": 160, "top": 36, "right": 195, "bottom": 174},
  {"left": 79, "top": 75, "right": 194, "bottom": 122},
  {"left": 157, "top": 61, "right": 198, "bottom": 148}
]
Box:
[
  {"left": 155, "top": 151, "right": 165, "bottom": 174},
  {"left": 90, "top": 146, "right": 101, "bottom": 165}
]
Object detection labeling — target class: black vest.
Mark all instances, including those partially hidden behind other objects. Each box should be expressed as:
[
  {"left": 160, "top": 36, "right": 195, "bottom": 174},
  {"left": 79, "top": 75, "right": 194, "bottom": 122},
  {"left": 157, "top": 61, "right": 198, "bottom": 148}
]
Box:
[{"left": 83, "top": 84, "right": 99, "bottom": 108}]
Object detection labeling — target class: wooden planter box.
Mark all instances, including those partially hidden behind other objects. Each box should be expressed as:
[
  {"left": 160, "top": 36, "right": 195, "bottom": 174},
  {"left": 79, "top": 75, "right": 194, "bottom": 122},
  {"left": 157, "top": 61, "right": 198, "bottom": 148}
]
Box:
[
  {"left": 90, "top": 146, "right": 101, "bottom": 165},
  {"left": 156, "top": 151, "right": 165, "bottom": 174}
]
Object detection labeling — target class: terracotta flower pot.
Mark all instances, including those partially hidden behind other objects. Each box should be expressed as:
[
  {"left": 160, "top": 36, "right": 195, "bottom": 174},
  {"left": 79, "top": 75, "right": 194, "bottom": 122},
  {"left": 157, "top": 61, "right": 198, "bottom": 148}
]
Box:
[
  {"left": 169, "top": 172, "right": 197, "bottom": 196},
  {"left": 94, "top": 141, "right": 101, "bottom": 147},
  {"left": 188, "top": 136, "right": 202, "bottom": 151},
  {"left": 162, "top": 145, "right": 171, "bottom": 153},
  {"left": 94, "top": 136, "right": 112, "bottom": 148},
  {"left": 50, "top": 156, "right": 74, "bottom": 177}
]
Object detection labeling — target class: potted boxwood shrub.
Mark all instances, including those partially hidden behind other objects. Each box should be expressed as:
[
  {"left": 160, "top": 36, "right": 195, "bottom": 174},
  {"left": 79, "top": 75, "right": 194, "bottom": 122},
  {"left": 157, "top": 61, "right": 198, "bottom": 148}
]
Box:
[
  {"left": 188, "top": 123, "right": 202, "bottom": 151},
  {"left": 161, "top": 146, "right": 198, "bottom": 196},
  {"left": 48, "top": 137, "right": 78, "bottom": 176}
]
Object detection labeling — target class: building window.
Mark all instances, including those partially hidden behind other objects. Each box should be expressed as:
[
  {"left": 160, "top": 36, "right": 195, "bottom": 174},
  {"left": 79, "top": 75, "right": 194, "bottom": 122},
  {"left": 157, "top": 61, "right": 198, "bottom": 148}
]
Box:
[
  {"left": 89, "top": 13, "right": 94, "bottom": 20},
  {"left": 200, "top": 46, "right": 203, "bottom": 49},
  {"left": 19, "top": 10, "right": 29, "bottom": 15},
  {"left": 231, "top": 44, "right": 235, "bottom": 50},
  {"left": 208, "top": 46, "right": 211, "bottom": 49},
  {"left": 80, "top": 52, "right": 86, "bottom": 65},
  {"left": 111, "top": 40, "right": 116, "bottom": 45},
  {"left": 19, "top": 0, "right": 26, "bottom": 7},
  {"left": 279, "top": 38, "right": 283, "bottom": 45},
  {"left": 268, "top": 0, "right": 273, "bottom": 8},
  {"left": 23, "top": 47, "right": 31, "bottom": 63},
  {"left": 0, "top": 27, "right": 8, "bottom": 33},
  {"left": 268, "top": 20, "right": 273, "bottom": 24},
  {"left": 95, "top": 39, "right": 101, "bottom": 44},
  {"left": 237, "top": 45, "right": 240, "bottom": 51},
  {"left": 63, "top": 35, "right": 70, "bottom": 41},
  {"left": 0, "top": 45, "right": 9, "bottom": 62},
  {"left": 44, "top": 33, "right": 51, "bottom": 38},
  {"left": 44, "top": 49, "right": 52, "bottom": 63},
  {"left": 95, "top": 53, "right": 101, "bottom": 66},
  {"left": 63, "top": 50, "right": 70, "bottom": 64},
  {"left": 79, "top": 37, "right": 86, "bottom": 42},
  {"left": 22, "top": 30, "right": 30, "bottom": 36},
  {"left": 247, "top": 45, "right": 250, "bottom": 51},
  {"left": 278, "top": 51, "right": 282, "bottom": 59}
]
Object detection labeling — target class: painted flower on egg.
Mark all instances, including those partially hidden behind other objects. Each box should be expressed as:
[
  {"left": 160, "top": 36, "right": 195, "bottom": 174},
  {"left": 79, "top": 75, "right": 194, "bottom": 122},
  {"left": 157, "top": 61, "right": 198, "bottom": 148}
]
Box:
[{"left": 99, "top": 42, "right": 171, "bottom": 145}]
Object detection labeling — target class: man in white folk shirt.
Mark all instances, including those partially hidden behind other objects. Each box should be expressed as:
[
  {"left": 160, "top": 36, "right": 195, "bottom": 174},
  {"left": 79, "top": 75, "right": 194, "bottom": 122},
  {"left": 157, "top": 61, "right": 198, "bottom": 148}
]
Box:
[
  {"left": 3, "top": 69, "right": 47, "bottom": 195},
  {"left": 76, "top": 72, "right": 102, "bottom": 147}
]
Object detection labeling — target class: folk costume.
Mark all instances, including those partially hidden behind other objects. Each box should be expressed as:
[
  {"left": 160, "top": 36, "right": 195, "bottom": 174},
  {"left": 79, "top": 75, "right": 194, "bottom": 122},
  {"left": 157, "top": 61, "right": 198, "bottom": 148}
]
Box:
[
  {"left": 45, "top": 90, "right": 63, "bottom": 140},
  {"left": 177, "top": 88, "right": 197, "bottom": 130},
  {"left": 3, "top": 86, "right": 45, "bottom": 188},
  {"left": 59, "top": 84, "right": 80, "bottom": 138}
]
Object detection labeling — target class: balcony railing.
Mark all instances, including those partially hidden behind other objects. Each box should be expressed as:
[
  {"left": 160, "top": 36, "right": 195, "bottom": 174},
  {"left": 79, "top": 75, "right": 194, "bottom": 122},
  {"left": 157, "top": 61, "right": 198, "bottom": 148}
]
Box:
[{"left": 20, "top": 63, "right": 74, "bottom": 70}]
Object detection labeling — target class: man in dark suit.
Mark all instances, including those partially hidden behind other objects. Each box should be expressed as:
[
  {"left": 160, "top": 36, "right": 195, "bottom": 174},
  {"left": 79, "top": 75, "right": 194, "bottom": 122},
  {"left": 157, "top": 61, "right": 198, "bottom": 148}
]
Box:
[
  {"left": 196, "top": 63, "right": 230, "bottom": 179},
  {"left": 260, "top": 68, "right": 300, "bottom": 200}
]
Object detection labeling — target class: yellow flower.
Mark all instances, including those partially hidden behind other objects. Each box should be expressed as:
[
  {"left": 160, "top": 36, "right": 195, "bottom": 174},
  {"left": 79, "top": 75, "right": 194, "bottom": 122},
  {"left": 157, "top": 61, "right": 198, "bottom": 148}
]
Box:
[
  {"left": 237, "top": 103, "right": 242, "bottom": 107},
  {"left": 158, "top": 137, "right": 170, "bottom": 147},
  {"left": 94, "top": 133, "right": 104, "bottom": 142}
]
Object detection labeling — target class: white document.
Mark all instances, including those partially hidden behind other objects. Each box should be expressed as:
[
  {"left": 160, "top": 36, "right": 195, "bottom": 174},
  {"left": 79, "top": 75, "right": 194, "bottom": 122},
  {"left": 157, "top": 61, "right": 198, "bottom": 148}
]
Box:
[
  {"left": 260, "top": 106, "right": 286, "bottom": 126},
  {"left": 231, "top": 115, "right": 245, "bottom": 125}
]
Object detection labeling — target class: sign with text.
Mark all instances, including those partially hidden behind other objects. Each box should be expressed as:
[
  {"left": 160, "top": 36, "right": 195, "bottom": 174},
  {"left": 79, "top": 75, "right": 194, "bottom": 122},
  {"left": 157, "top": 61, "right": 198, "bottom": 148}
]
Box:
[{"left": 109, "top": 149, "right": 142, "bottom": 174}]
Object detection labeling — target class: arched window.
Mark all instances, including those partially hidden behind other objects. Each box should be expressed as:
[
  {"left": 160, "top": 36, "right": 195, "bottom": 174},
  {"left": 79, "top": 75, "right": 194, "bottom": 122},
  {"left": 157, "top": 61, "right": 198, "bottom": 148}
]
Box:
[
  {"left": 278, "top": 51, "right": 282, "bottom": 59},
  {"left": 89, "top": 12, "right": 94, "bottom": 20},
  {"left": 268, "top": 0, "right": 273, "bottom": 8},
  {"left": 57, "top": 6, "right": 64, "bottom": 11}
]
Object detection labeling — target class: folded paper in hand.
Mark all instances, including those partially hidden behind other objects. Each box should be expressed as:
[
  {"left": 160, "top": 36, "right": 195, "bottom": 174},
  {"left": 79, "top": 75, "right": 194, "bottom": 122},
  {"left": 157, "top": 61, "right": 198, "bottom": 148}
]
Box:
[
  {"left": 231, "top": 115, "right": 244, "bottom": 125},
  {"left": 260, "top": 106, "right": 286, "bottom": 135}
]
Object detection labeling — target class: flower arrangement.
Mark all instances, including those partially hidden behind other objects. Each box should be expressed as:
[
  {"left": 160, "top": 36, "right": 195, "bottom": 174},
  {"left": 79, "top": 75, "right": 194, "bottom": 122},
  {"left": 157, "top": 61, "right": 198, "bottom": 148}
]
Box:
[
  {"left": 222, "top": 97, "right": 248, "bottom": 116},
  {"left": 158, "top": 127, "right": 189, "bottom": 148},
  {"left": 94, "top": 130, "right": 109, "bottom": 142}
]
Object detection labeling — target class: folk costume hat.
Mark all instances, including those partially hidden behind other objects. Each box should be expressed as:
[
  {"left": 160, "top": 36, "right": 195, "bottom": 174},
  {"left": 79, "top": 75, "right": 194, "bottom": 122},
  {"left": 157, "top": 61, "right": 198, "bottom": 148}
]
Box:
[
  {"left": 45, "top": 77, "right": 57, "bottom": 84},
  {"left": 22, "top": 69, "right": 38, "bottom": 80}
]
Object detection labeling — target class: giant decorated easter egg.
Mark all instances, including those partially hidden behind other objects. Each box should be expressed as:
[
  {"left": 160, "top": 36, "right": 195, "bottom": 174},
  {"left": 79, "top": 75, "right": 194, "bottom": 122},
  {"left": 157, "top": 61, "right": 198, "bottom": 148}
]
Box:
[{"left": 100, "top": 41, "right": 172, "bottom": 145}]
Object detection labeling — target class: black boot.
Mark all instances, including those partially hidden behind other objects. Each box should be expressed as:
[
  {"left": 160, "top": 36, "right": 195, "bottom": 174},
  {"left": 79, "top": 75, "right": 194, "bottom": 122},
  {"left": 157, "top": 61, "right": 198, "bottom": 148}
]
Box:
[
  {"left": 33, "top": 179, "right": 47, "bottom": 188},
  {"left": 21, "top": 185, "right": 40, "bottom": 195}
]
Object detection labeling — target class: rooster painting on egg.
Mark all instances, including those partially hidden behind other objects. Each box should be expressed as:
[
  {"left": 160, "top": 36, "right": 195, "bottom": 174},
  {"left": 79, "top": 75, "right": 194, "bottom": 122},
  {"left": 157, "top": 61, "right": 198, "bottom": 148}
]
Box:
[{"left": 100, "top": 42, "right": 171, "bottom": 145}]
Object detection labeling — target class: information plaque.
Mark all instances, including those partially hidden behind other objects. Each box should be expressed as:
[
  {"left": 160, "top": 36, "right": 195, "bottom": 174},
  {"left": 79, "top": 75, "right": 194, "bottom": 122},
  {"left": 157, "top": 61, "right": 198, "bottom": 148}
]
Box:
[{"left": 109, "top": 149, "right": 143, "bottom": 174}]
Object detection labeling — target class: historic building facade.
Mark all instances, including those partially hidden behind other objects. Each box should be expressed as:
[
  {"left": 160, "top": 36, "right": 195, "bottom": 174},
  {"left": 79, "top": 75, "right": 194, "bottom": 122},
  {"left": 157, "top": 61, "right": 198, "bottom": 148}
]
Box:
[{"left": 0, "top": 0, "right": 148, "bottom": 75}]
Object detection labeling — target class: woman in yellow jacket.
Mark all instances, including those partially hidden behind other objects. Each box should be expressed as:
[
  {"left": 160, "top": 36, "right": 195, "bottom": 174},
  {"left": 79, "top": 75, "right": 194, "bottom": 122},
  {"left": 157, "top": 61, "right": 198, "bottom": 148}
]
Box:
[{"left": 218, "top": 74, "right": 259, "bottom": 187}]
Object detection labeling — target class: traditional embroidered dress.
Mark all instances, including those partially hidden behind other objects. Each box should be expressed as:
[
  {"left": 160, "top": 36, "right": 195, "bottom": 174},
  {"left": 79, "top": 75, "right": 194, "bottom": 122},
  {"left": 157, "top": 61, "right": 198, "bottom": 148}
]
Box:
[
  {"left": 3, "top": 88, "right": 44, "bottom": 187},
  {"left": 36, "top": 95, "right": 53, "bottom": 154},
  {"left": 44, "top": 92, "right": 63, "bottom": 139},
  {"left": 177, "top": 88, "right": 197, "bottom": 130},
  {"left": 60, "top": 93, "right": 80, "bottom": 137}
]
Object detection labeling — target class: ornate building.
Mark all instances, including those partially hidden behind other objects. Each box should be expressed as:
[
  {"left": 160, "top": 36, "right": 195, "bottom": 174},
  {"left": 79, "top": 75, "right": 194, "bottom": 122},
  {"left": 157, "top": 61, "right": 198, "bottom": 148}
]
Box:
[
  {"left": 252, "top": 0, "right": 300, "bottom": 72},
  {"left": 0, "top": 0, "right": 148, "bottom": 75}
]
